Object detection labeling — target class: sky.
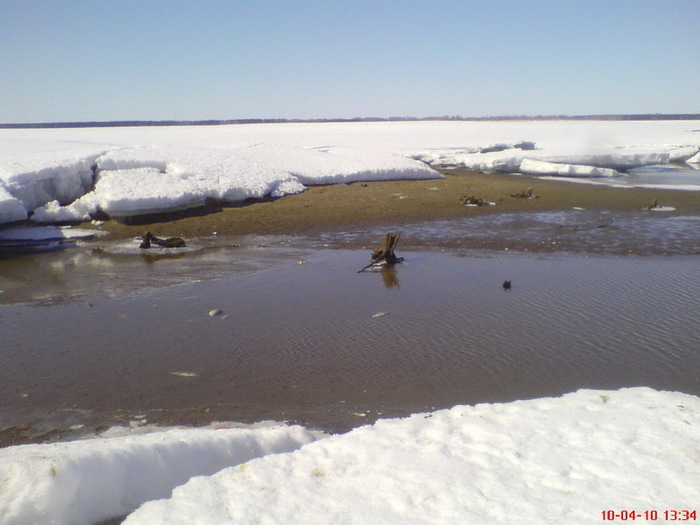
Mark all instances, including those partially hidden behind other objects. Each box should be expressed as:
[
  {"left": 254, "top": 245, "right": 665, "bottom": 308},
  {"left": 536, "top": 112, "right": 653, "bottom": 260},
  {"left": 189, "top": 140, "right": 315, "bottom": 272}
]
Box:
[{"left": 1, "top": 0, "right": 699, "bottom": 123}]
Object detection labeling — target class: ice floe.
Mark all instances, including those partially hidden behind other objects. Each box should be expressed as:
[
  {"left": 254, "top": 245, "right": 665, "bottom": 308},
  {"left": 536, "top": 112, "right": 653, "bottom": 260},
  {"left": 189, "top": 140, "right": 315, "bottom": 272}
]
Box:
[{"left": 519, "top": 158, "right": 621, "bottom": 177}]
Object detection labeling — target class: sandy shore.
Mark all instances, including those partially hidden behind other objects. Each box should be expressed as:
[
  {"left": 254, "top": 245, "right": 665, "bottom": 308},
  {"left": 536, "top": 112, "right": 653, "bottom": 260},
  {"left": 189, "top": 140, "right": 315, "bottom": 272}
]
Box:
[{"left": 84, "top": 169, "right": 700, "bottom": 241}]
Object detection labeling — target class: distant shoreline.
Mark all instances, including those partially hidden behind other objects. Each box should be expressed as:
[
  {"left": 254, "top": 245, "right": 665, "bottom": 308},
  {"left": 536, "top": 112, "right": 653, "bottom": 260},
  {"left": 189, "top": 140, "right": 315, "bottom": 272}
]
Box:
[{"left": 3, "top": 113, "right": 700, "bottom": 129}]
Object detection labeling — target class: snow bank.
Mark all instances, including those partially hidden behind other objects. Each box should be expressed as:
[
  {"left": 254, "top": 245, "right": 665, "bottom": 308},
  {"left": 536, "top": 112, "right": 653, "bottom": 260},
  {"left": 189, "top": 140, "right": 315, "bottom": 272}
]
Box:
[
  {"left": 10, "top": 144, "right": 437, "bottom": 223},
  {"left": 2, "top": 121, "right": 699, "bottom": 225},
  {"left": 0, "top": 424, "right": 319, "bottom": 525},
  {"left": 125, "top": 388, "right": 699, "bottom": 525}
]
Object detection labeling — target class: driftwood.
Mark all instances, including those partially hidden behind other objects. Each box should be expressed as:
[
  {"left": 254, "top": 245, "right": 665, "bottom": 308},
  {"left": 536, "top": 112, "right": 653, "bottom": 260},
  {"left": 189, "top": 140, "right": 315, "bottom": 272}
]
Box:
[
  {"left": 510, "top": 188, "right": 538, "bottom": 199},
  {"left": 359, "top": 233, "right": 404, "bottom": 272},
  {"left": 460, "top": 195, "right": 495, "bottom": 207},
  {"left": 140, "top": 231, "right": 186, "bottom": 249}
]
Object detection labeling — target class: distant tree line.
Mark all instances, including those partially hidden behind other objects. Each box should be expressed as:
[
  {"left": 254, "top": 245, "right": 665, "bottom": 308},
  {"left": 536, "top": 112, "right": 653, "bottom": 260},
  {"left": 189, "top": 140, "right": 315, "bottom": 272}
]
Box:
[{"left": 2, "top": 114, "right": 699, "bottom": 129}]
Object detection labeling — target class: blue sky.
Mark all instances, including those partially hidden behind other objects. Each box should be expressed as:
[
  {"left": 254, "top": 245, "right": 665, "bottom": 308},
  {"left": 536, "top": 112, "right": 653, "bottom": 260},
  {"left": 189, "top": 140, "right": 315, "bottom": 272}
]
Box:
[{"left": 1, "top": 0, "right": 699, "bottom": 123}]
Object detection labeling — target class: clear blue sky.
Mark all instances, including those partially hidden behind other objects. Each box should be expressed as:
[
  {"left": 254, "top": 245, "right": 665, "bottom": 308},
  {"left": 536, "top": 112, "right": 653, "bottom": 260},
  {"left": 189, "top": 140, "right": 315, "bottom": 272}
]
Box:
[{"left": 1, "top": 0, "right": 699, "bottom": 123}]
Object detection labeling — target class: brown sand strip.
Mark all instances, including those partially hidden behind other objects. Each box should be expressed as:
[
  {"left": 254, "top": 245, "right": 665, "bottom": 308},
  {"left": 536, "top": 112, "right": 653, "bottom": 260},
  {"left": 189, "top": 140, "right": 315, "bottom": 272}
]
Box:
[{"left": 84, "top": 169, "right": 700, "bottom": 241}]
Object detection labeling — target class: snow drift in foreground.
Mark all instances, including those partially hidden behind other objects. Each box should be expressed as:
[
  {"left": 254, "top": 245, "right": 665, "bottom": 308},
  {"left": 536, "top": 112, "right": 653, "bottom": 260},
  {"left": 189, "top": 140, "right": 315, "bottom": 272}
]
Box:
[
  {"left": 1, "top": 120, "right": 699, "bottom": 225},
  {"left": 0, "top": 424, "right": 319, "bottom": 525},
  {"left": 124, "top": 388, "right": 699, "bottom": 525},
  {"left": 2, "top": 388, "right": 696, "bottom": 525}
]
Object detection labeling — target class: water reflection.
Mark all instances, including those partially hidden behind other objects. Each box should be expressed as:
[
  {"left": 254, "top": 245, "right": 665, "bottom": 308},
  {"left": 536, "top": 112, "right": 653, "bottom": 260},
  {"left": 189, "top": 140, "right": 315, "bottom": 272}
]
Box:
[
  {"left": 380, "top": 265, "right": 400, "bottom": 288},
  {"left": 0, "top": 240, "right": 310, "bottom": 305}
]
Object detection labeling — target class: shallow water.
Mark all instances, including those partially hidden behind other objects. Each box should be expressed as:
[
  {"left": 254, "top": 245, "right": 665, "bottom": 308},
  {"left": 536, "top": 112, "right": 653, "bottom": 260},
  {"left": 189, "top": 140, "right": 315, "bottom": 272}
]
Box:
[
  {"left": 564, "top": 165, "right": 700, "bottom": 191},
  {"left": 2, "top": 246, "right": 699, "bottom": 441},
  {"left": 320, "top": 209, "right": 700, "bottom": 255}
]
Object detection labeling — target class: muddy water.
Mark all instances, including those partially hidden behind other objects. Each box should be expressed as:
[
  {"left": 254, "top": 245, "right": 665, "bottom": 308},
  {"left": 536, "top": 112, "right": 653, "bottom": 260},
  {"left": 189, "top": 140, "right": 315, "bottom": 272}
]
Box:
[{"left": 2, "top": 242, "right": 699, "bottom": 442}]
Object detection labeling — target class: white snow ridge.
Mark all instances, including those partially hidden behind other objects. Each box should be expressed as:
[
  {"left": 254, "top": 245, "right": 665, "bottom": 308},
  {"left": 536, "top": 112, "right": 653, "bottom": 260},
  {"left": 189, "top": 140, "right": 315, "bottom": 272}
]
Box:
[{"left": 0, "top": 425, "right": 319, "bottom": 525}]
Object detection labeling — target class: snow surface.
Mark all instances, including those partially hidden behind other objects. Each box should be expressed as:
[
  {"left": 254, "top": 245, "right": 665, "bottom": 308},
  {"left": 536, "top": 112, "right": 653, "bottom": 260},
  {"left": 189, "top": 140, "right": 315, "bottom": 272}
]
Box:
[
  {"left": 1, "top": 120, "right": 699, "bottom": 225},
  {"left": 0, "top": 424, "right": 319, "bottom": 525},
  {"left": 1, "top": 388, "right": 696, "bottom": 525},
  {"left": 123, "top": 388, "right": 699, "bottom": 525}
]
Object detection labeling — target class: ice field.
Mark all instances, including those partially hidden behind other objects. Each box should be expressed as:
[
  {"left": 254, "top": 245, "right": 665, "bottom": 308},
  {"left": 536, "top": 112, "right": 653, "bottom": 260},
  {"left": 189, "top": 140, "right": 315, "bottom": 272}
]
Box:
[{"left": 2, "top": 120, "right": 699, "bottom": 225}]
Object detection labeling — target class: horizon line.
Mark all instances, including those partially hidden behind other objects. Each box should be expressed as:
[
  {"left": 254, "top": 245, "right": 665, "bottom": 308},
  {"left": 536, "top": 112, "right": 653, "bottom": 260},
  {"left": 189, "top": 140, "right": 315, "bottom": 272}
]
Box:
[{"left": 3, "top": 113, "right": 700, "bottom": 129}]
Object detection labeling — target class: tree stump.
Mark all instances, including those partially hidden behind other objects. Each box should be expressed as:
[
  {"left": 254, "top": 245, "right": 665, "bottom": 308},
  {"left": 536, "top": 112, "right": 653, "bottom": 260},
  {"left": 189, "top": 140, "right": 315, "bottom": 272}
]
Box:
[
  {"left": 371, "top": 233, "right": 403, "bottom": 265},
  {"left": 140, "top": 231, "right": 186, "bottom": 249},
  {"left": 359, "top": 233, "right": 404, "bottom": 272}
]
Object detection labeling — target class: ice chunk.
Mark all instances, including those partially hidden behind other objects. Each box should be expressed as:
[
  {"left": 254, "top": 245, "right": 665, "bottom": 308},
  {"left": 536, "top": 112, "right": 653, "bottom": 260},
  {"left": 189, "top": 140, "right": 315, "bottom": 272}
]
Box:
[
  {"left": 666, "top": 145, "right": 700, "bottom": 163},
  {"left": 519, "top": 158, "right": 621, "bottom": 177},
  {"left": 0, "top": 156, "right": 98, "bottom": 212},
  {"left": 543, "top": 150, "right": 670, "bottom": 171},
  {"left": 0, "top": 184, "right": 27, "bottom": 223},
  {"left": 92, "top": 167, "right": 207, "bottom": 217},
  {"left": 684, "top": 149, "right": 700, "bottom": 164}
]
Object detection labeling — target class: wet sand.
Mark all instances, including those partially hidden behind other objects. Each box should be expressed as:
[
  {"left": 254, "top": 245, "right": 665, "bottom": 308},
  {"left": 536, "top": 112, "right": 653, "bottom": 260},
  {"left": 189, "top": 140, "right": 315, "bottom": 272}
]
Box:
[{"left": 84, "top": 169, "right": 700, "bottom": 242}]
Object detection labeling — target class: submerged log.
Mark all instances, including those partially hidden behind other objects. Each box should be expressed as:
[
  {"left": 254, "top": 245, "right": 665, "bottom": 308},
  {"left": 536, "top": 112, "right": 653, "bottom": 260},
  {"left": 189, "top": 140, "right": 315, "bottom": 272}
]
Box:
[
  {"left": 359, "top": 233, "right": 404, "bottom": 272},
  {"left": 140, "top": 231, "right": 186, "bottom": 249}
]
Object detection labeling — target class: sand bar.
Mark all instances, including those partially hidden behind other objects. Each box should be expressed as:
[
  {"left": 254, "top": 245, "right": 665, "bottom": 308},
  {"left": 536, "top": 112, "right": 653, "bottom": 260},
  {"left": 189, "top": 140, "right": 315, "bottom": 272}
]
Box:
[{"left": 86, "top": 169, "right": 700, "bottom": 242}]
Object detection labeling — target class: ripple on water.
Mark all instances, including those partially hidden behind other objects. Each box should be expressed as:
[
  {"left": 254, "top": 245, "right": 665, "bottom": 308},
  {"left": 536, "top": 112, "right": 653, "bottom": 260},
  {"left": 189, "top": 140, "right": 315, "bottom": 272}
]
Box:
[{"left": 1, "top": 247, "right": 699, "bottom": 437}]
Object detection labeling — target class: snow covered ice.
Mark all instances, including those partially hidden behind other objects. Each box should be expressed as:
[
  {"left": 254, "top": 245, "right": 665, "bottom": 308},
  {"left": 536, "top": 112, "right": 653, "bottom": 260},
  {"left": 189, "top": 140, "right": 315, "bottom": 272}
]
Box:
[
  {"left": 1, "top": 120, "right": 699, "bottom": 226},
  {"left": 1, "top": 388, "right": 698, "bottom": 525}
]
